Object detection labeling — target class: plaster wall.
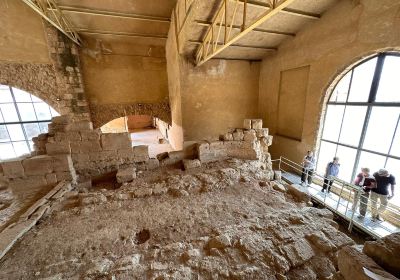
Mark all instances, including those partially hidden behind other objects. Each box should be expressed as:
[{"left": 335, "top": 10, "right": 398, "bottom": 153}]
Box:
[
  {"left": 0, "top": 0, "right": 49, "bottom": 64},
  {"left": 127, "top": 115, "right": 153, "bottom": 130},
  {"left": 259, "top": 0, "right": 400, "bottom": 163},
  {"left": 181, "top": 59, "right": 260, "bottom": 141}
]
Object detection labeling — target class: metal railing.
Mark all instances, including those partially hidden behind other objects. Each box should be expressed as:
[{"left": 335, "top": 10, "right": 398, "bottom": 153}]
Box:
[{"left": 272, "top": 156, "right": 400, "bottom": 238}]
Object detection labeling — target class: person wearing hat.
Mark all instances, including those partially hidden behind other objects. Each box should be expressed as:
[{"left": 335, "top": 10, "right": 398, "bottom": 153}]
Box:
[
  {"left": 354, "top": 167, "right": 376, "bottom": 219},
  {"left": 371, "top": 169, "right": 396, "bottom": 221}
]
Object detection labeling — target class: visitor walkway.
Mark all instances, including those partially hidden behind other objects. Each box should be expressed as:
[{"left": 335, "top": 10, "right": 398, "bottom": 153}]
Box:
[{"left": 272, "top": 157, "right": 400, "bottom": 239}]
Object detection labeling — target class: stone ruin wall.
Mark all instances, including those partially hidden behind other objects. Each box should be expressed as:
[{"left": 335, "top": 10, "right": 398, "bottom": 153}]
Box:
[{"left": 0, "top": 117, "right": 273, "bottom": 191}]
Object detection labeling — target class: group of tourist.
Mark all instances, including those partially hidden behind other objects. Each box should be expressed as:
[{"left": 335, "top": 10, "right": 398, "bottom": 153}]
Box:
[{"left": 300, "top": 151, "right": 396, "bottom": 222}]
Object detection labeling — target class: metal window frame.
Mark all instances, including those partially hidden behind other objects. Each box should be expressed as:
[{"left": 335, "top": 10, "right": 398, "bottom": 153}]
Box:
[
  {"left": 318, "top": 53, "right": 400, "bottom": 182},
  {"left": 0, "top": 86, "right": 56, "bottom": 159}
]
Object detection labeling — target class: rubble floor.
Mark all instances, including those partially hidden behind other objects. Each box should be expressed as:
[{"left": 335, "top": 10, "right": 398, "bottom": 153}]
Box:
[{"left": 0, "top": 159, "right": 356, "bottom": 279}]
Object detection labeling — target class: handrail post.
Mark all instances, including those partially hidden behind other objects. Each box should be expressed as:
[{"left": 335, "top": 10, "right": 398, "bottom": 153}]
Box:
[
  {"left": 336, "top": 181, "right": 345, "bottom": 210},
  {"left": 349, "top": 188, "right": 361, "bottom": 232},
  {"left": 278, "top": 156, "right": 282, "bottom": 171}
]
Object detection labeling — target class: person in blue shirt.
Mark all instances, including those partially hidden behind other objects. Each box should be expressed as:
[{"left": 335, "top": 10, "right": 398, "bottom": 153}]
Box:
[{"left": 322, "top": 157, "right": 340, "bottom": 193}]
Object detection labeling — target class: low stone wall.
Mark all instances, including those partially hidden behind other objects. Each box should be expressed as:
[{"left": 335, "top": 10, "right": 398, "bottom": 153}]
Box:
[
  {"left": 197, "top": 119, "right": 273, "bottom": 164},
  {"left": 0, "top": 154, "right": 75, "bottom": 190},
  {"left": 32, "top": 115, "right": 153, "bottom": 179}
]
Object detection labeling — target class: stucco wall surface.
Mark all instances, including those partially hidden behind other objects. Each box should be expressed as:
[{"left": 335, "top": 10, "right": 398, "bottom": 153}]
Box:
[
  {"left": 0, "top": 0, "right": 50, "bottom": 64},
  {"left": 181, "top": 59, "right": 261, "bottom": 141},
  {"left": 259, "top": 0, "right": 400, "bottom": 163}
]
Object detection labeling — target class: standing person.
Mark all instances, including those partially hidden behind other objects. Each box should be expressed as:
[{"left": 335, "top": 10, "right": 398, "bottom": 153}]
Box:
[
  {"left": 354, "top": 167, "right": 376, "bottom": 219},
  {"left": 301, "top": 151, "right": 316, "bottom": 186},
  {"left": 322, "top": 157, "right": 340, "bottom": 193},
  {"left": 371, "top": 169, "right": 396, "bottom": 221}
]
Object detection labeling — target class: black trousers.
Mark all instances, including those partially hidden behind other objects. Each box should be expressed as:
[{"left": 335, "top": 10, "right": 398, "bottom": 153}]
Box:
[
  {"left": 323, "top": 178, "right": 334, "bottom": 192},
  {"left": 301, "top": 168, "right": 314, "bottom": 184}
]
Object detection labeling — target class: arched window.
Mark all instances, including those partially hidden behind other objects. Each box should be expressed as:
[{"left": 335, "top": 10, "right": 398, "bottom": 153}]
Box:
[
  {"left": 0, "top": 85, "right": 59, "bottom": 160},
  {"left": 318, "top": 53, "right": 400, "bottom": 193}
]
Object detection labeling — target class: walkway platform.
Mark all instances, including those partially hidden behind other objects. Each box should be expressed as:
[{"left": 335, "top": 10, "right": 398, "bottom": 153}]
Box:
[{"left": 281, "top": 172, "right": 400, "bottom": 239}]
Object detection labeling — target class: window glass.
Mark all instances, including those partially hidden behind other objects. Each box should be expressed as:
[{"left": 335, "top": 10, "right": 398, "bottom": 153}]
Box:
[
  {"left": 34, "top": 103, "right": 52, "bottom": 120},
  {"left": 7, "top": 124, "right": 25, "bottom": 141},
  {"left": 338, "top": 106, "right": 367, "bottom": 147},
  {"left": 23, "top": 123, "right": 41, "bottom": 139},
  {"left": 39, "top": 122, "right": 49, "bottom": 133},
  {"left": 390, "top": 123, "right": 400, "bottom": 157},
  {"left": 385, "top": 158, "right": 400, "bottom": 176},
  {"left": 31, "top": 94, "right": 44, "bottom": 102},
  {"left": 317, "top": 141, "right": 337, "bottom": 174},
  {"left": 335, "top": 145, "right": 357, "bottom": 182},
  {"left": 322, "top": 105, "right": 345, "bottom": 142},
  {"left": 13, "top": 88, "right": 32, "bottom": 102},
  {"left": 0, "top": 125, "right": 10, "bottom": 142},
  {"left": 329, "top": 71, "right": 352, "bottom": 102},
  {"left": 363, "top": 107, "right": 399, "bottom": 153},
  {"left": 0, "top": 85, "right": 59, "bottom": 159},
  {"left": 357, "top": 151, "right": 387, "bottom": 176},
  {"left": 0, "top": 89, "right": 13, "bottom": 103},
  {"left": 376, "top": 56, "right": 400, "bottom": 102},
  {"left": 348, "top": 57, "right": 377, "bottom": 102},
  {"left": 0, "top": 143, "right": 16, "bottom": 160},
  {"left": 17, "top": 103, "right": 37, "bottom": 121},
  {"left": 13, "top": 141, "right": 30, "bottom": 156},
  {"left": 0, "top": 104, "right": 19, "bottom": 122}
]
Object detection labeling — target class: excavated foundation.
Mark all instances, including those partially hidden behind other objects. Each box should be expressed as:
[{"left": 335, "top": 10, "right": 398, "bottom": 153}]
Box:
[{"left": 0, "top": 159, "right": 355, "bottom": 280}]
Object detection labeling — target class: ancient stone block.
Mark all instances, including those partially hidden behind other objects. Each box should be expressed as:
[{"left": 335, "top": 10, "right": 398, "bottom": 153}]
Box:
[
  {"left": 80, "top": 130, "right": 101, "bottom": 141},
  {"left": 243, "top": 119, "right": 252, "bottom": 130},
  {"left": 244, "top": 130, "right": 257, "bottom": 142},
  {"left": 363, "top": 232, "right": 400, "bottom": 278},
  {"left": 251, "top": 119, "right": 263, "bottom": 129},
  {"left": 51, "top": 155, "right": 74, "bottom": 172},
  {"left": 22, "top": 155, "right": 53, "bottom": 176},
  {"left": 156, "top": 152, "right": 169, "bottom": 161},
  {"left": 117, "top": 149, "right": 135, "bottom": 162},
  {"left": 287, "top": 184, "right": 310, "bottom": 203},
  {"left": 45, "top": 173, "right": 58, "bottom": 185},
  {"left": 255, "top": 128, "right": 269, "bottom": 138},
  {"left": 232, "top": 130, "right": 244, "bottom": 141},
  {"left": 101, "top": 133, "right": 131, "bottom": 151},
  {"left": 65, "top": 121, "right": 93, "bottom": 132},
  {"left": 147, "top": 158, "right": 160, "bottom": 170},
  {"left": 338, "top": 246, "right": 397, "bottom": 280},
  {"left": 183, "top": 159, "right": 201, "bottom": 170},
  {"left": 116, "top": 167, "right": 136, "bottom": 183},
  {"left": 71, "top": 153, "right": 89, "bottom": 163},
  {"left": 54, "top": 131, "right": 81, "bottom": 142},
  {"left": 56, "top": 171, "right": 77, "bottom": 183},
  {"left": 70, "top": 140, "right": 102, "bottom": 154},
  {"left": 266, "top": 135, "right": 273, "bottom": 146},
  {"left": 133, "top": 146, "right": 149, "bottom": 162},
  {"left": 1, "top": 160, "right": 24, "bottom": 179},
  {"left": 223, "top": 133, "right": 233, "bottom": 141},
  {"left": 8, "top": 176, "right": 47, "bottom": 189},
  {"left": 45, "top": 141, "right": 71, "bottom": 155},
  {"left": 51, "top": 115, "right": 71, "bottom": 125}
]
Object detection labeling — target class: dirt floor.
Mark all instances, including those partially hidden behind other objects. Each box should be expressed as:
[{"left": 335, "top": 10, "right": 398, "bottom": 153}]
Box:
[{"left": 0, "top": 159, "right": 355, "bottom": 279}]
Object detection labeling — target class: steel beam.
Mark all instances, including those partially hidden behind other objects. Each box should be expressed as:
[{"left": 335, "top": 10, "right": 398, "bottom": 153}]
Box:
[
  {"left": 195, "top": 20, "right": 295, "bottom": 36},
  {"left": 196, "top": 0, "right": 296, "bottom": 66},
  {"left": 53, "top": 6, "right": 171, "bottom": 23},
  {"left": 236, "top": 0, "right": 320, "bottom": 19},
  {"left": 21, "top": 0, "right": 82, "bottom": 45},
  {"left": 189, "top": 40, "right": 276, "bottom": 51},
  {"left": 76, "top": 29, "right": 168, "bottom": 40}
]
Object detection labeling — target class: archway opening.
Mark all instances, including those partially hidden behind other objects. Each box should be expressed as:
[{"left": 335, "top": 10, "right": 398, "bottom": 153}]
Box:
[
  {"left": 0, "top": 84, "right": 59, "bottom": 160},
  {"left": 317, "top": 53, "right": 400, "bottom": 206},
  {"left": 100, "top": 115, "right": 173, "bottom": 157}
]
